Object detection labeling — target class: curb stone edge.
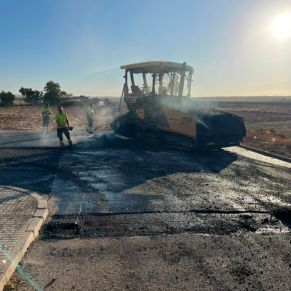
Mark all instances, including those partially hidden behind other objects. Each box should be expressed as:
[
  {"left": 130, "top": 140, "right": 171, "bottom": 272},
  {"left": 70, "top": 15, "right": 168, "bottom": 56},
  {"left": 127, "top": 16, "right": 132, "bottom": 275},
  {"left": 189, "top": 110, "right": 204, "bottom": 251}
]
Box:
[{"left": 0, "top": 187, "right": 48, "bottom": 291}]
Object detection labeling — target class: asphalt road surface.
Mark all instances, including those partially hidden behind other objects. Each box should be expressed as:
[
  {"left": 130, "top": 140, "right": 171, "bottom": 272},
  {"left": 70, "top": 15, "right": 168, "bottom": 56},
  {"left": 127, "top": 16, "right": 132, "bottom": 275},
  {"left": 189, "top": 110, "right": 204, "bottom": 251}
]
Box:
[{"left": 1, "top": 131, "right": 290, "bottom": 290}]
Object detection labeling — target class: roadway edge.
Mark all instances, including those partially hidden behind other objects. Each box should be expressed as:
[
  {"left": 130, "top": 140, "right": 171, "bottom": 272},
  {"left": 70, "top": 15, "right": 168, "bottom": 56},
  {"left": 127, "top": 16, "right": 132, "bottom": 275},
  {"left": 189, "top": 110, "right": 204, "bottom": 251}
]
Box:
[
  {"left": 240, "top": 144, "right": 291, "bottom": 164},
  {"left": 0, "top": 187, "right": 48, "bottom": 291}
]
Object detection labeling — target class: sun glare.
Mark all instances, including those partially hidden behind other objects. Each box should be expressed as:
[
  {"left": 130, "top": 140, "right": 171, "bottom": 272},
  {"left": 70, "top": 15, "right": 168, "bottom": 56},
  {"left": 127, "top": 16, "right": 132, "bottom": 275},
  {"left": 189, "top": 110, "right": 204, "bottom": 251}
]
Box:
[{"left": 270, "top": 12, "right": 291, "bottom": 40}]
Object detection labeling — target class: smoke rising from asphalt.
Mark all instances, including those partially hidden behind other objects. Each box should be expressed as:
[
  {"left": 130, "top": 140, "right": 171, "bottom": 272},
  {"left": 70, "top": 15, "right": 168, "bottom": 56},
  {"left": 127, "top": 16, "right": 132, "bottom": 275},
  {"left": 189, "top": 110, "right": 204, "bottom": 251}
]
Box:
[
  {"left": 93, "top": 105, "right": 114, "bottom": 130},
  {"left": 157, "top": 96, "right": 222, "bottom": 129},
  {"left": 29, "top": 101, "right": 116, "bottom": 147},
  {"left": 159, "top": 96, "right": 219, "bottom": 113}
]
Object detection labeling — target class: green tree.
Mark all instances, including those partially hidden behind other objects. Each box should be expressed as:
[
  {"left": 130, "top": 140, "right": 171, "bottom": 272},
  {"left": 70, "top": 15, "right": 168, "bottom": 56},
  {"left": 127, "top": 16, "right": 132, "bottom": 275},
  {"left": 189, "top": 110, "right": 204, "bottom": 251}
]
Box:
[
  {"left": 0, "top": 91, "right": 15, "bottom": 107},
  {"left": 19, "top": 87, "right": 42, "bottom": 105},
  {"left": 42, "top": 81, "right": 68, "bottom": 105}
]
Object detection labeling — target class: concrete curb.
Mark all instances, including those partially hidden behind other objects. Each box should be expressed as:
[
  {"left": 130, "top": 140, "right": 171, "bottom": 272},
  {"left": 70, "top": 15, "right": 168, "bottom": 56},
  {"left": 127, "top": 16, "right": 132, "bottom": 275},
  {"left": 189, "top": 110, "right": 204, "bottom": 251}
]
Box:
[
  {"left": 240, "top": 144, "right": 291, "bottom": 164},
  {"left": 0, "top": 187, "right": 48, "bottom": 291}
]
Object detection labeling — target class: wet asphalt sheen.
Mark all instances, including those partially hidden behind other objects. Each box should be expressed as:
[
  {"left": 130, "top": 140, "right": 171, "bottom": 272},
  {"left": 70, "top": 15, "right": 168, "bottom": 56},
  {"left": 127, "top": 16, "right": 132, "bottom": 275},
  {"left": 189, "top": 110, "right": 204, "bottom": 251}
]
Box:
[{"left": 0, "top": 131, "right": 290, "bottom": 237}]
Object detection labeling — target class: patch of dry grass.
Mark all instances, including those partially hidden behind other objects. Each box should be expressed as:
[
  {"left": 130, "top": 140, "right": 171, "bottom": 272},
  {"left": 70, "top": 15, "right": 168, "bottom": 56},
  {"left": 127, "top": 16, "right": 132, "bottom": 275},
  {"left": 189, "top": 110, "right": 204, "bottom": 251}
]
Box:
[{"left": 245, "top": 129, "right": 291, "bottom": 155}]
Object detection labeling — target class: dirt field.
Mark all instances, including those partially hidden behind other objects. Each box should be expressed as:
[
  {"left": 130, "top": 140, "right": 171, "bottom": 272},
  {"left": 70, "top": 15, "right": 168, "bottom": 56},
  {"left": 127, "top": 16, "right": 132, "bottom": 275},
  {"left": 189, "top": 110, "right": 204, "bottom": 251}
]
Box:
[
  {"left": 0, "top": 104, "right": 114, "bottom": 131},
  {"left": 215, "top": 101, "right": 291, "bottom": 157}
]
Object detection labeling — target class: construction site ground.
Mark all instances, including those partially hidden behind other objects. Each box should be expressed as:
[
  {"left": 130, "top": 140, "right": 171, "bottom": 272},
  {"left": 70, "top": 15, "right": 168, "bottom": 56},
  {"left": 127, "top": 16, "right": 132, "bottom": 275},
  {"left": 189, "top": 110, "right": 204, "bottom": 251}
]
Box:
[
  {"left": 1, "top": 99, "right": 291, "bottom": 158},
  {"left": 0, "top": 130, "right": 290, "bottom": 290}
]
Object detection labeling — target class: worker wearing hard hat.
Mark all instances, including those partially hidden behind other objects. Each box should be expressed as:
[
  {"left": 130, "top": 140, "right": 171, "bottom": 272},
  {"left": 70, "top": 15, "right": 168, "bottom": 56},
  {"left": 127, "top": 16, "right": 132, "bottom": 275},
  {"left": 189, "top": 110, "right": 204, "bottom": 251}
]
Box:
[
  {"left": 41, "top": 103, "right": 52, "bottom": 134},
  {"left": 56, "top": 105, "right": 73, "bottom": 147}
]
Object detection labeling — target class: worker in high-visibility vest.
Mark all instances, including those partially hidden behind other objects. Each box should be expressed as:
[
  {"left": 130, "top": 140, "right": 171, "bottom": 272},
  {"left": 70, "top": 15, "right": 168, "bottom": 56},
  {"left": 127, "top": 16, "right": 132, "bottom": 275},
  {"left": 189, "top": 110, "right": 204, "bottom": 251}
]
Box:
[
  {"left": 85, "top": 103, "right": 95, "bottom": 133},
  {"left": 56, "top": 106, "right": 73, "bottom": 147},
  {"left": 41, "top": 103, "right": 52, "bottom": 133}
]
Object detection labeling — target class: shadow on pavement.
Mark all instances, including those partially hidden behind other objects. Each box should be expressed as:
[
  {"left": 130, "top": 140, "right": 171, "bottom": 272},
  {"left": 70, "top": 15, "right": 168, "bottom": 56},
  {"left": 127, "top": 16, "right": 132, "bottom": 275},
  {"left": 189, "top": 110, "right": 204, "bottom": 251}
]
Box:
[
  {"left": 0, "top": 149, "right": 61, "bottom": 194},
  {"left": 0, "top": 132, "right": 238, "bottom": 214}
]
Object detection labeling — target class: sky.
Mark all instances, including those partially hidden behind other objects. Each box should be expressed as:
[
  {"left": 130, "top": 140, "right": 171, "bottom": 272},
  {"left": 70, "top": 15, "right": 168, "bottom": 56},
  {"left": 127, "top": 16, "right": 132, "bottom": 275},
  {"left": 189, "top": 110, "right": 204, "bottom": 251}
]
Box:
[{"left": 0, "top": 0, "right": 291, "bottom": 97}]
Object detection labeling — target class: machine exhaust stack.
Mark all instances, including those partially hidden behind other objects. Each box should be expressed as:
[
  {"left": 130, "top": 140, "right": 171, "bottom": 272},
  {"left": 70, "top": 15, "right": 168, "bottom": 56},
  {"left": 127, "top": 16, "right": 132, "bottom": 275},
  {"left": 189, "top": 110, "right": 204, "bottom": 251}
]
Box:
[{"left": 178, "top": 62, "right": 187, "bottom": 98}]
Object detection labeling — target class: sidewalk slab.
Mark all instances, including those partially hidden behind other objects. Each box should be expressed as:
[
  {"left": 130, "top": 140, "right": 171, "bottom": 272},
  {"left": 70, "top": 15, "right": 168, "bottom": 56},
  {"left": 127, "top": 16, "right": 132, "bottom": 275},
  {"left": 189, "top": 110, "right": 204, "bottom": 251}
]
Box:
[{"left": 0, "top": 186, "right": 48, "bottom": 291}]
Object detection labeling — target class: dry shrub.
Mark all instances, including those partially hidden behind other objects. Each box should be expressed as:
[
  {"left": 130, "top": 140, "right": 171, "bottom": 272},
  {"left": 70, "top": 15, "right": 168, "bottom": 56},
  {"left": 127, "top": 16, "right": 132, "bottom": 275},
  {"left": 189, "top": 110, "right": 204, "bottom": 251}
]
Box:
[{"left": 246, "top": 128, "right": 291, "bottom": 146}]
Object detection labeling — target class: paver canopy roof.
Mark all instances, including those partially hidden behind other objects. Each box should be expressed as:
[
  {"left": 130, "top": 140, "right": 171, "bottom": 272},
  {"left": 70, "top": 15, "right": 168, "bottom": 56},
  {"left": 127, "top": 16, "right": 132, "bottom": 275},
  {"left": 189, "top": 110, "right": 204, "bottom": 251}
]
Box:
[{"left": 121, "top": 61, "right": 194, "bottom": 74}]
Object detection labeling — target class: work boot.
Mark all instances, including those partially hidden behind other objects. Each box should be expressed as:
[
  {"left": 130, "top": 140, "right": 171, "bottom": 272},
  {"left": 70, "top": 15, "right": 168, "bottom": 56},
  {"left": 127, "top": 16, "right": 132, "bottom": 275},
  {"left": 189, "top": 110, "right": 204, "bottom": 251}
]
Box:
[
  {"left": 60, "top": 141, "right": 65, "bottom": 147},
  {"left": 68, "top": 140, "right": 73, "bottom": 147}
]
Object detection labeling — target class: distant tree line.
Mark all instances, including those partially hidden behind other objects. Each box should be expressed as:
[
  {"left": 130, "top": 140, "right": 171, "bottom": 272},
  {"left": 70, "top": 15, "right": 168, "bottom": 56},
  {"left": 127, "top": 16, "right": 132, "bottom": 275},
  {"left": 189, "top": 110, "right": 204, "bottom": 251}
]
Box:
[
  {"left": 0, "top": 81, "right": 70, "bottom": 107},
  {"left": 0, "top": 91, "right": 15, "bottom": 107}
]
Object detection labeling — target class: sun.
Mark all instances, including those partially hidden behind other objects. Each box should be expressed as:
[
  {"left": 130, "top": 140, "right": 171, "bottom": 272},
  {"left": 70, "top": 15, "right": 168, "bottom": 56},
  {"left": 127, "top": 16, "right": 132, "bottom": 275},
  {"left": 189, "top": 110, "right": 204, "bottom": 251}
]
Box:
[{"left": 270, "top": 12, "right": 291, "bottom": 40}]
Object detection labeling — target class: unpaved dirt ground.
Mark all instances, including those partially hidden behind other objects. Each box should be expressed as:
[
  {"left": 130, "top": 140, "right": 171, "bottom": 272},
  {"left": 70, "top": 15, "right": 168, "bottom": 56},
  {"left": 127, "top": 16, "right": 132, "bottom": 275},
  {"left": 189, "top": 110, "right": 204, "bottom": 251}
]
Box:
[
  {"left": 216, "top": 101, "right": 291, "bottom": 157},
  {"left": 0, "top": 104, "right": 113, "bottom": 131},
  {"left": 1, "top": 131, "right": 290, "bottom": 290}
]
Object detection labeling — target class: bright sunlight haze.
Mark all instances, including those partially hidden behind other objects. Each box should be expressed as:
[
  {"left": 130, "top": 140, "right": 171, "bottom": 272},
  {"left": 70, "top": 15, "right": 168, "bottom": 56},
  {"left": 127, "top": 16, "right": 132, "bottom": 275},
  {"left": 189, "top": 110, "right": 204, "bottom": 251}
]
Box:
[{"left": 270, "top": 12, "right": 291, "bottom": 40}]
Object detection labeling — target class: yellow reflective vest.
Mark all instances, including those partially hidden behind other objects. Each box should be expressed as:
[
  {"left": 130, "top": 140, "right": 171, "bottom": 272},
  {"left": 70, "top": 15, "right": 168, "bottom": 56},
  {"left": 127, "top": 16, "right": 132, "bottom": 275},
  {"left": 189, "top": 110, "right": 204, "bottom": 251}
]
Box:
[
  {"left": 41, "top": 106, "right": 52, "bottom": 116},
  {"left": 85, "top": 106, "right": 94, "bottom": 118},
  {"left": 56, "top": 112, "right": 68, "bottom": 128}
]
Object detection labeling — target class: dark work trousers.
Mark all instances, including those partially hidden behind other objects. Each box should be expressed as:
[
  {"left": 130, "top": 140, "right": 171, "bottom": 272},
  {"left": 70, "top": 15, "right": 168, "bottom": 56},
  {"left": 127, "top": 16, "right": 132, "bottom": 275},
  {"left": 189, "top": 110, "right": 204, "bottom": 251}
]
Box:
[
  {"left": 87, "top": 115, "right": 94, "bottom": 128},
  {"left": 43, "top": 115, "right": 50, "bottom": 128},
  {"left": 57, "top": 128, "right": 71, "bottom": 142}
]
